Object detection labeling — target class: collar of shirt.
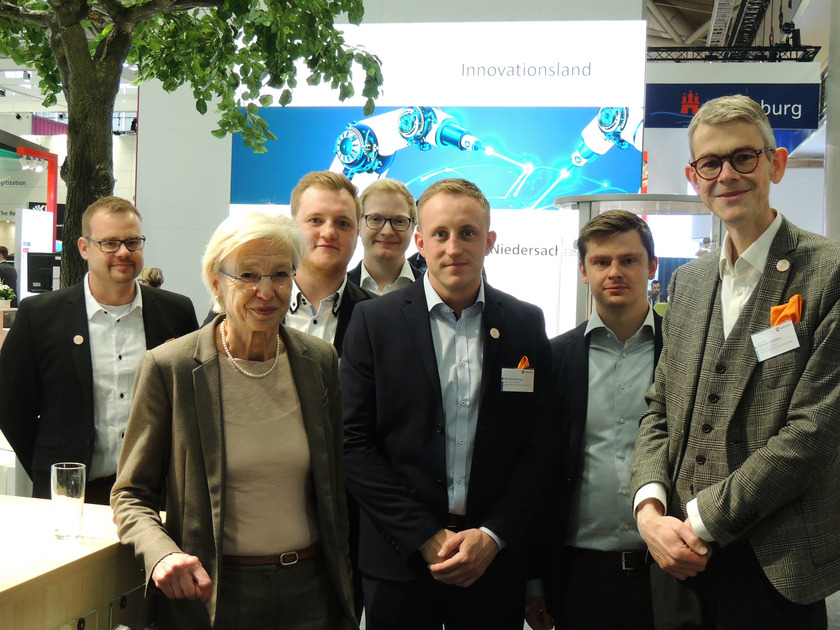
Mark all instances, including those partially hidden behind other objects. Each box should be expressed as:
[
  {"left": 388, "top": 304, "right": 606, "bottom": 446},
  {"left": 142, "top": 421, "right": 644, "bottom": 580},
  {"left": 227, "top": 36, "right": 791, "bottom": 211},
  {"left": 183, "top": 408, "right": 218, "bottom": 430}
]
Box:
[
  {"left": 82, "top": 272, "right": 143, "bottom": 320},
  {"left": 360, "top": 259, "right": 415, "bottom": 295},
  {"left": 718, "top": 210, "right": 784, "bottom": 280},
  {"left": 422, "top": 272, "right": 486, "bottom": 315},
  {"left": 289, "top": 275, "right": 347, "bottom": 315},
  {"left": 583, "top": 304, "right": 655, "bottom": 341}
]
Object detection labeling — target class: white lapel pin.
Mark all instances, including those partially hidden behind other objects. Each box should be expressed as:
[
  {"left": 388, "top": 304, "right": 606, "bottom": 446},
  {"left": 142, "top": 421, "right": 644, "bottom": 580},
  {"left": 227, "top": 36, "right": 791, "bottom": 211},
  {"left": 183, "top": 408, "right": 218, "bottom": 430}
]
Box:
[
  {"left": 776, "top": 259, "right": 791, "bottom": 272},
  {"left": 490, "top": 328, "right": 500, "bottom": 339},
  {"left": 73, "top": 335, "right": 84, "bottom": 345}
]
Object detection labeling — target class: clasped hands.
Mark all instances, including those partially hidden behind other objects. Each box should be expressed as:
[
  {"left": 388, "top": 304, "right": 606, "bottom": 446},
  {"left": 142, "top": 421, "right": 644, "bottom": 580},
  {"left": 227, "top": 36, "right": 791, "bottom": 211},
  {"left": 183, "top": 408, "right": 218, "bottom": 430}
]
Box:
[
  {"left": 421, "top": 527, "right": 500, "bottom": 588},
  {"left": 636, "top": 500, "right": 712, "bottom": 580}
]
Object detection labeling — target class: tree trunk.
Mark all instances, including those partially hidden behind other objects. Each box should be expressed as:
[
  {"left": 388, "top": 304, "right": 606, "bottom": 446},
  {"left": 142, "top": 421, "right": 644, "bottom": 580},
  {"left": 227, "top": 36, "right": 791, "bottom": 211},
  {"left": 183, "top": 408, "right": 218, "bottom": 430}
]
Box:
[{"left": 51, "top": 21, "right": 132, "bottom": 287}]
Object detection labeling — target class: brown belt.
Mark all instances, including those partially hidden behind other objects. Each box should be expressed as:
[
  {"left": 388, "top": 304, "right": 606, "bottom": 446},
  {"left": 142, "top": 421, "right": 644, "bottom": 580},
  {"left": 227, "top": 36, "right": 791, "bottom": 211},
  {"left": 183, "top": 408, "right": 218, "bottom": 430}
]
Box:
[
  {"left": 223, "top": 543, "right": 322, "bottom": 567},
  {"left": 569, "top": 546, "right": 649, "bottom": 571}
]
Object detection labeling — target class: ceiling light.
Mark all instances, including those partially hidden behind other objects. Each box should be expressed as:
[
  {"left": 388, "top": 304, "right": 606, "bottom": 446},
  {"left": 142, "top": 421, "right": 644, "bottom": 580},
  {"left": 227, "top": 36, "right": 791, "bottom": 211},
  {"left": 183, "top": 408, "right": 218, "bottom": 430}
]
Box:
[{"left": 19, "top": 157, "right": 29, "bottom": 170}]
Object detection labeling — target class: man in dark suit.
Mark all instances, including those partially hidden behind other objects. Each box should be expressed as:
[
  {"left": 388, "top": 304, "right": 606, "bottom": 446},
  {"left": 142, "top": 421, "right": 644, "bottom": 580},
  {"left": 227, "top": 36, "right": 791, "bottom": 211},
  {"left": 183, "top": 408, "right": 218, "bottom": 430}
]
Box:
[
  {"left": 284, "top": 170, "right": 371, "bottom": 356},
  {"left": 342, "top": 178, "right": 555, "bottom": 629},
  {"left": 0, "top": 245, "right": 18, "bottom": 307},
  {"left": 347, "top": 178, "right": 422, "bottom": 295},
  {"left": 632, "top": 95, "right": 840, "bottom": 628},
  {"left": 526, "top": 210, "right": 662, "bottom": 630},
  {"left": 0, "top": 196, "right": 198, "bottom": 504}
]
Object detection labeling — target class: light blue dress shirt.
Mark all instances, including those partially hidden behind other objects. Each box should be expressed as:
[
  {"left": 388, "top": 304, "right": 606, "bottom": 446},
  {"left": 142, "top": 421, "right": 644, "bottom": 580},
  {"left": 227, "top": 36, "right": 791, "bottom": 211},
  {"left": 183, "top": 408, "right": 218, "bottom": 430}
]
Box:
[
  {"left": 566, "top": 307, "right": 655, "bottom": 551},
  {"left": 423, "top": 274, "right": 485, "bottom": 516}
]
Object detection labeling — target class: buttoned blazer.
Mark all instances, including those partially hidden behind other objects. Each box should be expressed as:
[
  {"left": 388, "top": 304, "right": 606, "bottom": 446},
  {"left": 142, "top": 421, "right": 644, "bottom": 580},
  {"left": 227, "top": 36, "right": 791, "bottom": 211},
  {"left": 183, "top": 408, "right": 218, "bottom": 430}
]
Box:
[
  {"left": 631, "top": 218, "right": 840, "bottom": 604},
  {"left": 111, "top": 320, "right": 356, "bottom": 629},
  {"left": 540, "top": 312, "right": 662, "bottom": 612},
  {"left": 346, "top": 260, "right": 423, "bottom": 288},
  {"left": 341, "top": 280, "right": 557, "bottom": 582},
  {"left": 0, "top": 282, "right": 198, "bottom": 494}
]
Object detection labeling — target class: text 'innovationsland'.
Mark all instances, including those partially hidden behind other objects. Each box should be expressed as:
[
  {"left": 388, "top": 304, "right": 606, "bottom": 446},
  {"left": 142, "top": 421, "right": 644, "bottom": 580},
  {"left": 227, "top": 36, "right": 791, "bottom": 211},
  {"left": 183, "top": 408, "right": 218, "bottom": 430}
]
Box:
[{"left": 462, "top": 62, "right": 592, "bottom": 78}]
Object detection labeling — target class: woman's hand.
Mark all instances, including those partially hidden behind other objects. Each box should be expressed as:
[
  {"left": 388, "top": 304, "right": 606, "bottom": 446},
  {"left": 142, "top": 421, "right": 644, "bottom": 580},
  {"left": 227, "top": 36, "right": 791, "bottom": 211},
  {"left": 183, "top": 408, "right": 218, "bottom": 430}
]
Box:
[{"left": 152, "top": 552, "right": 213, "bottom": 601}]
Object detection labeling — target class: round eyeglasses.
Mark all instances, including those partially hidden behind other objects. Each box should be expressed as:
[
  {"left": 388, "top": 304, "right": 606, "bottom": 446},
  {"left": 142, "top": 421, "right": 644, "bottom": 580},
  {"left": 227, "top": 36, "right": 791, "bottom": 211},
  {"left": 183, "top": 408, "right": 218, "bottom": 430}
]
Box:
[
  {"left": 364, "top": 214, "right": 414, "bottom": 231},
  {"left": 84, "top": 236, "right": 146, "bottom": 252},
  {"left": 219, "top": 269, "right": 295, "bottom": 288},
  {"left": 689, "top": 148, "right": 774, "bottom": 181}
]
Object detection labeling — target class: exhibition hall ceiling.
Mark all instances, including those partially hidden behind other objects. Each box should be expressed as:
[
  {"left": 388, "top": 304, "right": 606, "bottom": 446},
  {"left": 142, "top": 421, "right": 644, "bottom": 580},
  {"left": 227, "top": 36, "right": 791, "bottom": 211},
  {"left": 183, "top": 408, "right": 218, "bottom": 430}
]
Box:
[{"left": 0, "top": 0, "right": 830, "bottom": 116}]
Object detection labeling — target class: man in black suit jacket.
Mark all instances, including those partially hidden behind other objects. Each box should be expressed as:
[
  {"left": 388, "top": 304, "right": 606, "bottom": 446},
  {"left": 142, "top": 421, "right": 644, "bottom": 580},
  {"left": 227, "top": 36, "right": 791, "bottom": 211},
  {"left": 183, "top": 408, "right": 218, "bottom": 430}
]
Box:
[
  {"left": 342, "top": 179, "right": 555, "bottom": 630},
  {"left": 526, "top": 211, "right": 661, "bottom": 630},
  {"left": 0, "top": 197, "right": 198, "bottom": 503},
  {"left": 347, "top": 178, "right": 422, "bottom": 295}
]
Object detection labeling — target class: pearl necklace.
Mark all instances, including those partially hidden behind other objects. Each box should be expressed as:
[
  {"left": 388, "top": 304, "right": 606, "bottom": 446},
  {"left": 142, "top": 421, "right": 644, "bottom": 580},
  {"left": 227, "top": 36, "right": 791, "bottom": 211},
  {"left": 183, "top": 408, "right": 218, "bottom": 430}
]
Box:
[{"left": 220, "top": 318, "right": 281, "bottom": 379}]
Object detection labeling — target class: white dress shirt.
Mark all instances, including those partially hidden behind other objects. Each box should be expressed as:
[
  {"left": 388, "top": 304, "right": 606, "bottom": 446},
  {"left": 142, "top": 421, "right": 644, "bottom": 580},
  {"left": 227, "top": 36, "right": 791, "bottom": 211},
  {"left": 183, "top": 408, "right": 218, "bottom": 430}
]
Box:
[
  {"left": 285, "top": 276, "right": 348, "bottom": 344},
  {"left": 84, "top": 274, "right": 146, "bottom": 479},
  {"left": 360, "top": 259, "right": 416, "bottom": 296}
]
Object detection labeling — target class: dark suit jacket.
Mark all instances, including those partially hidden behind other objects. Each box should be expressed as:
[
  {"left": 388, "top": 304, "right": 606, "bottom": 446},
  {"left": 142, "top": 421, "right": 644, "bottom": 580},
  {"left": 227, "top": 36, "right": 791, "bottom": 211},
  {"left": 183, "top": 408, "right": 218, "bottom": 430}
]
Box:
[
  {"left": 341, "top": 280, "right": 557, "bottom": 583},
  {"left": 632, "top": 218, "right": 840, "bottom": 604},
  {"left": 346, "top": 259, "right": 423, "bottom": 288},
  {"left": 541, "top": 311, "right": 662, "bottom": 613},
  {"left": 111, "top": 320, "right": 356, "bottom": 629},
  {"left": 335, "top": 279, "right": 373, "bottom": 357},
  {"left": 0, "top": 282, "right": 198, "bottom": 496}
]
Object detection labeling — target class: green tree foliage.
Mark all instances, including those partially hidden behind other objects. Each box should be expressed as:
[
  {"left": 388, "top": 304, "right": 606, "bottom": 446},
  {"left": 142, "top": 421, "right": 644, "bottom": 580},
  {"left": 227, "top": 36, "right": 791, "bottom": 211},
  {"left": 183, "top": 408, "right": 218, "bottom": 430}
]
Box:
[{"left": 0, "top": 0, "right": 382, "bottom": 285}]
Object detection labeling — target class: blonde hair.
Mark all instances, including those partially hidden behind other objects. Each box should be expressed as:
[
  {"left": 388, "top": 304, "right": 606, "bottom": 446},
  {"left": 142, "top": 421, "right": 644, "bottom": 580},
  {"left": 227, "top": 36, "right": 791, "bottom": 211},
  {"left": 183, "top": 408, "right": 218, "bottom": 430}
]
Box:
[
  {"left": 82, "top": 196, "right": 142, "bottom": 236},
  {"left": 360, "top": 179, "right": 417, "bottom": 221},
  {"left": 138, "top": 267, "right": 165, "bottom": 288},
  {"left": 417, "top": 178, "right": 490, "bottom": 228},
  {"left": 290, "top": 171, "right": 361, "bottom": 222}
]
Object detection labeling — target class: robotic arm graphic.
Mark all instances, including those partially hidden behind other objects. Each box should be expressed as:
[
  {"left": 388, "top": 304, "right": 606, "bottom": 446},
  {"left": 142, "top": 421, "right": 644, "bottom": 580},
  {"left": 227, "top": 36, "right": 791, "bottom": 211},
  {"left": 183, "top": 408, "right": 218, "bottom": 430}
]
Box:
[
  {"left": 330, "top": 106, "right": 483, "bottom": 187},
  {"left": 570, "top": 107, "right": 644, "bottom": 167}
]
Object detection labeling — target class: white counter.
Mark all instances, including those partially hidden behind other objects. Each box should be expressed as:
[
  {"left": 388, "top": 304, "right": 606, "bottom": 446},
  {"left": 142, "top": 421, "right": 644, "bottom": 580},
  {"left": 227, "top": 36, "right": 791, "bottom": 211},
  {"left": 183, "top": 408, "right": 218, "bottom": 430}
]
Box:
[{"left": 0, "top": 495, "right": 148, "bottom": 629}]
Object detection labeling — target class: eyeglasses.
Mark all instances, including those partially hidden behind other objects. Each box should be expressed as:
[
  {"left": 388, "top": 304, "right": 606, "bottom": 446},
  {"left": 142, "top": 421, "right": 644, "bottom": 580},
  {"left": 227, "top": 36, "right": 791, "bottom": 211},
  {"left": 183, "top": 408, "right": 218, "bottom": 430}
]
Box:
[
  {"left": 364, "top": 214, "right": 414, "bottom": 231},
  {"left": 689, "top": 148, "right": 774, "bottom": 181},
  {"left": 219, "top": 269, "right": 296, "bottom": 288},
  {"left": 84, "top": 236, "right": 146, "bottom": 252}
]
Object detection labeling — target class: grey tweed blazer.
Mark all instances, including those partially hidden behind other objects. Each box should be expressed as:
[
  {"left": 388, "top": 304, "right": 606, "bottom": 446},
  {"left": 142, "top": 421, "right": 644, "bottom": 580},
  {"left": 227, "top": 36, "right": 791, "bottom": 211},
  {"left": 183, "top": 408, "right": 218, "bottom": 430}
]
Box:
[{"left": 631, "top": 217, "right": 840, "bottom": 605}]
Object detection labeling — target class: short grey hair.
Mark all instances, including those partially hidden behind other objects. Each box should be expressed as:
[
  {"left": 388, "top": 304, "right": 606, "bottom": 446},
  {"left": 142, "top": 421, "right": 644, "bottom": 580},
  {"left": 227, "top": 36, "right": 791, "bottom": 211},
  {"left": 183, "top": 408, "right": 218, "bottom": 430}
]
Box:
[
  {"left": 687, "top": 94, "right": 776, "bottom": 160},
  {"left": 202, "top": 212, "right": 303, "bottom": 313}
]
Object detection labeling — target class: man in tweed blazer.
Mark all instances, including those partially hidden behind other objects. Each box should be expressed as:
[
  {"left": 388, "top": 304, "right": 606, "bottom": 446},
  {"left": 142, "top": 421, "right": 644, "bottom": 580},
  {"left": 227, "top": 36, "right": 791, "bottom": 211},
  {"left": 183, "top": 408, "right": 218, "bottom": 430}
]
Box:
[{"left": 630, "top": 94, "right": 840, "bottom": 629}]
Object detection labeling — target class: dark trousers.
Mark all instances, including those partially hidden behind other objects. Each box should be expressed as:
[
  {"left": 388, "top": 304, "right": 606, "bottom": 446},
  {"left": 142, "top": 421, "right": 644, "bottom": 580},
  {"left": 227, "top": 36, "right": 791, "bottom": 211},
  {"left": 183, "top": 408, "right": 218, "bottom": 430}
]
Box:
[
  {"left": 214, "top": 554, "right": 343, "bottom": 630},
  {"left": 650, "top": 539, "right": 827, "bottom": 630},
  {"left": 362, "top": 571, "right": 524, "bottom": 630},
  {"left": 556, "top": 547, "right": 654, "bottom": 630}
]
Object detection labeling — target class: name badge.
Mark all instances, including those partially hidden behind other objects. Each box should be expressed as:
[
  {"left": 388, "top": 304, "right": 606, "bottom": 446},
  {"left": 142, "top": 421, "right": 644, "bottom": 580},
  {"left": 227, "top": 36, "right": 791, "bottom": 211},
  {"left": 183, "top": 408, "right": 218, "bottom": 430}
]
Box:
[
  {"left": 751, "top": 320, "right": 800, "bottom": 362},
  {"left": 501, "top": 368, "right": 534, "bottom": 392}
]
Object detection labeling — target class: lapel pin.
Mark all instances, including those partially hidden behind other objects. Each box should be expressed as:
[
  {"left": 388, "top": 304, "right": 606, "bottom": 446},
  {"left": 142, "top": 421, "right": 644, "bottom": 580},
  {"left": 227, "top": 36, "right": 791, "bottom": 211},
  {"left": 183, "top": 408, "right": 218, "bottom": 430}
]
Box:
[
  {"left": 490, "top": 328, "right": 500, "bottom": 339},
  {"left": 776, "top": 259, "right": 790, "bottom": 272},
  {"left": 73, "top": 335, "right": 84, "bottom": 345}
]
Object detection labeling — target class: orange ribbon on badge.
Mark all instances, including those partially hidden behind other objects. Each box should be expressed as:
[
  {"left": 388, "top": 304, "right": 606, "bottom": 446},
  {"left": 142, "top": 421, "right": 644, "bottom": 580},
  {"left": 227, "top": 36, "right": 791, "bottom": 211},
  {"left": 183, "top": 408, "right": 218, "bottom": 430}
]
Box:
[
  {"left": 770, "top": 294, "right": 802, "bottom": 326},
  {"left": 517, "top": 356, "right": 530, "bottom": 370}
]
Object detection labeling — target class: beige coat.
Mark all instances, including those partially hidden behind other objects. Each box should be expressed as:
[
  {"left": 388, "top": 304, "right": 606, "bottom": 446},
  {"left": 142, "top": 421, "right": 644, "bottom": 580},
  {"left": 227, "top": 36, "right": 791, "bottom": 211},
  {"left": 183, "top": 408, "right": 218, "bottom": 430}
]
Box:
[{"left": 111, "top": 318, "right": 356, "bottom": 628}]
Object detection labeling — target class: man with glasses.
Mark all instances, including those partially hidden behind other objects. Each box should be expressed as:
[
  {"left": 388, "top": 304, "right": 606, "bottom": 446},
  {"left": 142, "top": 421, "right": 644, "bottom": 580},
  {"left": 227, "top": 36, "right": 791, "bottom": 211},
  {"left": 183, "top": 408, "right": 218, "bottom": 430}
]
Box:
[
  {"left": 631, "top": 94, "right": 840, "bottom": 628},
  {"left": 349, "top": 179, "right": 422, "bottom": 295},
  {"left": 0, "top": 196, "right": 198, "bottom": 504}
]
